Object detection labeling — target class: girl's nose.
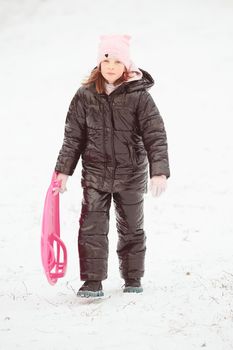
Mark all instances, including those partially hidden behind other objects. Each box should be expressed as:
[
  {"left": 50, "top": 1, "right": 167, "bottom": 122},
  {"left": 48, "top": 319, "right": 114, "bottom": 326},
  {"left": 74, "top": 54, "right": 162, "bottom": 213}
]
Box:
[{"left": 108, "top": 61, "right": 115, "bottom": 68}]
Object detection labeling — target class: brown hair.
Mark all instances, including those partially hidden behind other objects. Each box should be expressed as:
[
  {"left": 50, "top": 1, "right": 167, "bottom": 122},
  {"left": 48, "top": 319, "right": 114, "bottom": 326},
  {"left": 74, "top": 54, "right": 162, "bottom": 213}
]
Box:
[{"left": 82, "top": 66, "right": 130, "bottom": 94}]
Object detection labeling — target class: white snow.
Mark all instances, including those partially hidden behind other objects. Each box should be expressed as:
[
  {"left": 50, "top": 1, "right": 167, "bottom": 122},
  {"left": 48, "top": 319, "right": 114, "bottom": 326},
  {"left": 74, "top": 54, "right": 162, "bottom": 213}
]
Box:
[{"left": 0, "top": 0, "right": 233, "bottom": 349}]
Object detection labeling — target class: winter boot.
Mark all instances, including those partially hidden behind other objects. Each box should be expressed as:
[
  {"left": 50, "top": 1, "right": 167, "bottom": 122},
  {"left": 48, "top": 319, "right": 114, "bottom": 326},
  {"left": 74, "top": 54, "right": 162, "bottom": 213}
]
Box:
[
  {"left": 77, "top": 280, "right": 104, "bottom": 298},
  {"left": 123, "top": 278, "right": 143, "bottom": 293}
]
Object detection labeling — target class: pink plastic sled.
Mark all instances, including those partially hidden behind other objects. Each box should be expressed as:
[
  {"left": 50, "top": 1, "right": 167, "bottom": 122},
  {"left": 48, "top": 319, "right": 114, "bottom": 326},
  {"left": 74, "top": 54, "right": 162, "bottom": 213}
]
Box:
[{"left": 41, "top": 171, "right": 67, "bottom": 285}]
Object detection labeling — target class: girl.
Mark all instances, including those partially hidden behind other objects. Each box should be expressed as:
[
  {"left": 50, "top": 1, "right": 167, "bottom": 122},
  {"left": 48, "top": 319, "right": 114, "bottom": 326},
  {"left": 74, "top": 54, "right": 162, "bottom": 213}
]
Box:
[{"left": 54, "top": 35, "right": 170, "bottom": 298}]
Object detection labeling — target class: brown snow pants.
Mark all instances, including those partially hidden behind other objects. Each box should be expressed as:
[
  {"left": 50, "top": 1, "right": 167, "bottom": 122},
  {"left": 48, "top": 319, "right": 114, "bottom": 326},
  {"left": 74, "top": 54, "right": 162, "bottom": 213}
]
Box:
[{"left": 78, "top": 187, "right": 146, "bottom": 281}]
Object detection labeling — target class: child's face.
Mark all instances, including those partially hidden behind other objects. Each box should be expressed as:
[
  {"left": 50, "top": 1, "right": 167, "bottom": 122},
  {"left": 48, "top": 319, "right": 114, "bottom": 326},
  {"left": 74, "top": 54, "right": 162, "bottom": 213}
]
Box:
[{"left": 100, "top": 58, "right": 126, "bottom": 84}]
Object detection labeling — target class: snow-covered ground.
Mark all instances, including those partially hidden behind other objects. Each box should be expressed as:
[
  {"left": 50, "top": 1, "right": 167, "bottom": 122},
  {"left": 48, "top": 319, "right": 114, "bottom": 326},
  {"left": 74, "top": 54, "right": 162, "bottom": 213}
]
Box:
[{"left": 0, "top": 0, "right": 233, "bottom": 349}]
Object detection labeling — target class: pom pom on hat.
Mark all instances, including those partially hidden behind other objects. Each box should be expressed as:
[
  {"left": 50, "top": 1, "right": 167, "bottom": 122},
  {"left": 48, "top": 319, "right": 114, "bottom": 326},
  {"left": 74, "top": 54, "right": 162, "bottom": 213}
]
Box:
[{"left": 97, "top": 34, "right": 132, "bottom": 70}]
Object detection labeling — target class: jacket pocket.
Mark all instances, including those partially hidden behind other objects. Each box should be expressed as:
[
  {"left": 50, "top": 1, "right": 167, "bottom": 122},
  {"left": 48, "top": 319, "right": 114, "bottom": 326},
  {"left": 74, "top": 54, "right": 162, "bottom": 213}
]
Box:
[{"left": 127, "top": 143, "right": 137, "bottom": 170}]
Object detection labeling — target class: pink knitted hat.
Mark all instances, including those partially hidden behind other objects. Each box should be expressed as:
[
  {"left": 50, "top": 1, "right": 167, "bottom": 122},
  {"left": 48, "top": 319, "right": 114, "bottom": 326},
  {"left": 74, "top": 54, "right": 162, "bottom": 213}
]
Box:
[{"left": 97, "top": 34, "right": 132, "bottom": 71}]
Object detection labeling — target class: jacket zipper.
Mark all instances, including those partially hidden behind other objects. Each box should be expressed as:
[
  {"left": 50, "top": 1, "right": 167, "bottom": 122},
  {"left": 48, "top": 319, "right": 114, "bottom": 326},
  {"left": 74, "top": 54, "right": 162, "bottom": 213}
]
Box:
[
  {"left": 102, "top": 101, "right": 107, "bottom": 187},
  {"left": 108, "top": 97, "right": 116, "bottom": 190}
]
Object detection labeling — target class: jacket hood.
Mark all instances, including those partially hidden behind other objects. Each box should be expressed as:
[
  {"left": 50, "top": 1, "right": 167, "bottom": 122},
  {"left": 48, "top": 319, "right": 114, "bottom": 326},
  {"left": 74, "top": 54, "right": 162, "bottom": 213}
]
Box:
[
  {"left": 87, "top": 67, "right": 154, "bottom": 96},
  {"left": 125, "top": 68, "right": 154, "bottom": 92}
]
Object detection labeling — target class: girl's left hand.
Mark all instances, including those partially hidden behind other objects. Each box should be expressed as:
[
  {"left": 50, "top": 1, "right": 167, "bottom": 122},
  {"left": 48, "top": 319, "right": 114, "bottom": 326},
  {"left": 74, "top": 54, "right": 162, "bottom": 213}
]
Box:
[{"left": 149, "top": 175, "right": 167, "bottom": 197}]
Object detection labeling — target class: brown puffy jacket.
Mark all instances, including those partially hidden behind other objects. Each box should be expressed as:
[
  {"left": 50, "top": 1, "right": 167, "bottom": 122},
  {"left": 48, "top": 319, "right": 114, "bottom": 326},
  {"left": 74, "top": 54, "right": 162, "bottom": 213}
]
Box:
[{"left": 55, "top": 68, "right": 170, "bottom": 193}]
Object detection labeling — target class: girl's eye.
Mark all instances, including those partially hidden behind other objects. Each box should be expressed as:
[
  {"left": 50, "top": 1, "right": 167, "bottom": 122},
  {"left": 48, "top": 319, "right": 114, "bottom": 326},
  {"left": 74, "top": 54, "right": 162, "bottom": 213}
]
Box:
[{"left": 115, "top": 60, "right": 121, "bottom": 64}]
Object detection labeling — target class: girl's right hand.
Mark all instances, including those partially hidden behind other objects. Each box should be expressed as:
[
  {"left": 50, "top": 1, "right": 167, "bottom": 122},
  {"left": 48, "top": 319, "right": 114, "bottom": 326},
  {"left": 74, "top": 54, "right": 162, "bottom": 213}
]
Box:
[{"left": 53, "top": 173, "right": 69, "bottom": 196}]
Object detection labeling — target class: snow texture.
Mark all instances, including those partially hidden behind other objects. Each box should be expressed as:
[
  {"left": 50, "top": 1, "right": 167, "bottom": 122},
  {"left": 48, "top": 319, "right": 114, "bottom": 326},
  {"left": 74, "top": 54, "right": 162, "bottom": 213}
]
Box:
[{"left": 0, "top": 0, "right": 233, "bottom": 349}]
